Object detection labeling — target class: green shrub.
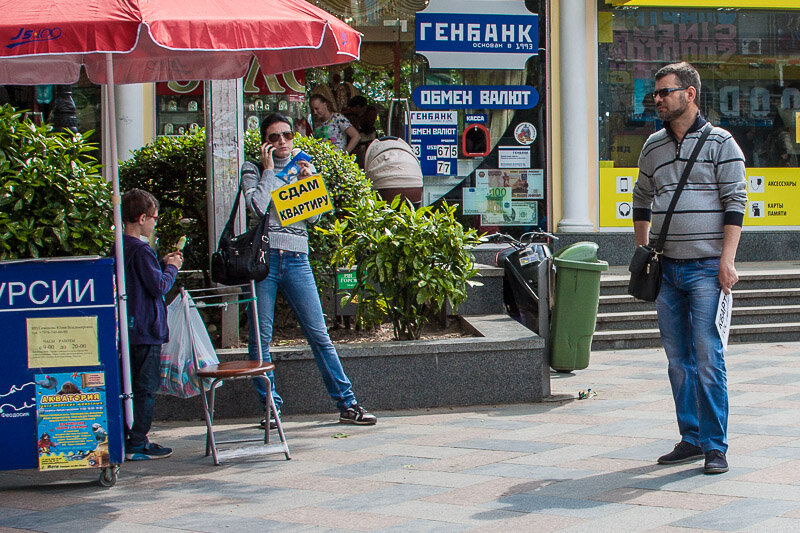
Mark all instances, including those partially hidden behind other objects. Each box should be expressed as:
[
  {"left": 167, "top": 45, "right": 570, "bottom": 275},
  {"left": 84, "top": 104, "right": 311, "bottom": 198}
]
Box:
[
  {"left": 119, "top": 128, "right": 207, "bottom": 269},
  {"left": 0, "top": 104, "right": 112, "bottom": 259},
  {"left": 322, "top": 196, "right": 482, "bottom": 340}
]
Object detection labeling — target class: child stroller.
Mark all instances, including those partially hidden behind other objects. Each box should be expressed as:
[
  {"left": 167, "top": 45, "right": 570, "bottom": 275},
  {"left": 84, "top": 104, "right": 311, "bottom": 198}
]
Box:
[{"left": 364, "top": 136, "right": 423, "bottom": 206}]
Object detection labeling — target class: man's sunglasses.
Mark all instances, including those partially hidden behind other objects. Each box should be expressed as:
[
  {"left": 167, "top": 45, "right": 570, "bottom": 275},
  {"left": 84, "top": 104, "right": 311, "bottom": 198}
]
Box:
[
  {"left": 651, "top": 87, "right": 688, "bottom": 99},
  {"left": 267, "top": 131, "right": 294, "bottom": 143}
]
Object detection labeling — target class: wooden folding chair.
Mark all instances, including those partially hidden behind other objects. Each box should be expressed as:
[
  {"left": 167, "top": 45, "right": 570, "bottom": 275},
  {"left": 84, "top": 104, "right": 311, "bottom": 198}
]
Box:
[{"left": 181, "top": 283, "right": 290, "bottom": 465}]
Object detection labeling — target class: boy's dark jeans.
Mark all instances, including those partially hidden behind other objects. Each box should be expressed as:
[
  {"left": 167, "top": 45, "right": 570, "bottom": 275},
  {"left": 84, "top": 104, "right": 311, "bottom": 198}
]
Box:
[{"left": 126, "top": 344, "right": 161, "bottom": 449}]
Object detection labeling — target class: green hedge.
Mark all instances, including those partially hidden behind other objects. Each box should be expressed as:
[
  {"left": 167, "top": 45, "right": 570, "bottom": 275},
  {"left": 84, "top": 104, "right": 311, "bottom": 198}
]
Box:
[{"left": 0, "top": 104, "right": 112, "bottom": 260}]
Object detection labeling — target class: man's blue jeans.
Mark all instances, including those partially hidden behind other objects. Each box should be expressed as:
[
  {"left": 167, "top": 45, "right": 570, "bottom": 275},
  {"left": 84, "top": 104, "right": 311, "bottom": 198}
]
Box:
[
  {"left": 248, "top": 249, "right": 356, "bottom": 411},
  {"left": 656, "top": 257, "right": 728, "bottom": 453}
]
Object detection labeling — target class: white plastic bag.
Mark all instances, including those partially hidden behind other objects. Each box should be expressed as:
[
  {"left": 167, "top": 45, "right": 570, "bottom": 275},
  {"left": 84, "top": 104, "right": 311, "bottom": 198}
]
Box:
[{"left": 158, "top": 292, "right": 220, "bottom": 398}]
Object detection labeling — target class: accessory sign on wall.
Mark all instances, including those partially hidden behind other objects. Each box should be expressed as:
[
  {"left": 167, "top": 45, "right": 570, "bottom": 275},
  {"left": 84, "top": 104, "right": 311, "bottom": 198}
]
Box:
[{"left": 416, "top": 0, "right": 539, "bottom": 69}]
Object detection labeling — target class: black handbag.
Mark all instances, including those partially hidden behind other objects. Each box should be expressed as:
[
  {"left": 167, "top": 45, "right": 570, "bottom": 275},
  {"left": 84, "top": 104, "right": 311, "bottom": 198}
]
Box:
[
  {"left": 210, "top": 184, "right": 269, "bottom": 286},
  {"left": 628, "top": 125, "right": 712, "bottom": 301}
]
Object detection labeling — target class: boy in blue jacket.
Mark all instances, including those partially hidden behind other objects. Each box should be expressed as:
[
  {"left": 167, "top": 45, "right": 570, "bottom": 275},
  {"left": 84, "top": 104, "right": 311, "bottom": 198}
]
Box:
[{"left": 122, "top": 189, "right": 183, "bottom": 460}]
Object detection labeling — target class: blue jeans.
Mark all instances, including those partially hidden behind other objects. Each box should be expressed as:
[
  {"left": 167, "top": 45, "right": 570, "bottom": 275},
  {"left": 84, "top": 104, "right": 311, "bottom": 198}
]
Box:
[
  {"left": 656, "top": 257, "right": 728, "bottom": 453},
  {"left": 248, "top": 249, "right": 356, "bottom": 411},
  {"left": 126, "top": 343, "right": 161, "bottom": 448}
]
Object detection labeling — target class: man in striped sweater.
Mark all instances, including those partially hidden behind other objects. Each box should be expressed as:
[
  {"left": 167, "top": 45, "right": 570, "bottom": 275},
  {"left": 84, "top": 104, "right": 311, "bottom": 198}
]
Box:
[{"left": 632, "top": 62, "right": 747, "bottom": 475}]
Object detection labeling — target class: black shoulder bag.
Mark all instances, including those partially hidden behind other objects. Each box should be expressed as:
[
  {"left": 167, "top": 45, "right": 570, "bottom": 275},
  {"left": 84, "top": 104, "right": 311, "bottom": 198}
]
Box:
[
  {"left": 210, "top": 184, "right": 269, "bottom": 286},
  {"left": 628, "top": 125, "right": 712, "bottom": 301}
]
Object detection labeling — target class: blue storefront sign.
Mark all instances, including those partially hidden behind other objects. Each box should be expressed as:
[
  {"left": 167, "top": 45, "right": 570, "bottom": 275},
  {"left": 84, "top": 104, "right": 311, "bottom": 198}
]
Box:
[
  {"left": 412, "top": 85, "right": 539, "bottom": 110},
  {"left": 409, "top": 111, "right": 458, "bottom": 176},
  {"left": 416, "top": 0, "right": 538, "bottom": 69},
  {"left": 465, "top": 113, "right": 488, "bottom": 124}
]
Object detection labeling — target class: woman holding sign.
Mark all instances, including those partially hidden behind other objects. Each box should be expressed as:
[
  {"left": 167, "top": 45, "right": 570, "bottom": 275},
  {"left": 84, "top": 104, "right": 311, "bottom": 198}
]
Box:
[{"left": 240, "top": 113, "right": 377, "bottom": 428}]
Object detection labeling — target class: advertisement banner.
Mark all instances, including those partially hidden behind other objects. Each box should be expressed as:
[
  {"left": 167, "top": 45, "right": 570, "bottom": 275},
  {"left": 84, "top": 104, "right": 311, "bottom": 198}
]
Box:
[
  {"left": 35, "top": 371, "right": 110, "bottom": 471},
  {"left": 599, "top": 166, "right": 800, "bottom": 228},
  {"left": 270, "top": 175, "right": 333, "bottom": 226},
  {"left": 744, "top": 168, "right": 800, "bottom": 226}
]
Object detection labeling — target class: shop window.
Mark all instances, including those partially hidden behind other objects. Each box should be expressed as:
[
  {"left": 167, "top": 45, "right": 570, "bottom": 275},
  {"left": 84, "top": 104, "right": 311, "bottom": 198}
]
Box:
[
  {"left": 243, "top": 60, "right": 308, "bottom": 135},
  {"left": 598, "top": 8, "right": 800, "bottom": 169},
  {"left": 156, "top": 81, "right": 204, "bottom": 136}
]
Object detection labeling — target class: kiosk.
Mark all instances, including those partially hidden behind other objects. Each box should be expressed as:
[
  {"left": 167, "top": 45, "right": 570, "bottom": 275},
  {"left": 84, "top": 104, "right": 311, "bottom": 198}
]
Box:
[{"left": 0, "top": 257, "right": 124, "bottom": 486}]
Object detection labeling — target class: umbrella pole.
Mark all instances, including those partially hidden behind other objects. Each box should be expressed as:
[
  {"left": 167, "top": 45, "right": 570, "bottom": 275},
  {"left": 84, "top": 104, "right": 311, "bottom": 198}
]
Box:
[{"left": 105, "top": 53, "right": 134, "bottom": 431}]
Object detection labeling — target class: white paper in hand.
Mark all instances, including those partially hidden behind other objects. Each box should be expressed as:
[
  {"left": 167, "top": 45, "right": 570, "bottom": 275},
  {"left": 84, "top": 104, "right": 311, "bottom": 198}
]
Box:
[{"left": 716, "top": 290, "right": 732, "bottom": 351}]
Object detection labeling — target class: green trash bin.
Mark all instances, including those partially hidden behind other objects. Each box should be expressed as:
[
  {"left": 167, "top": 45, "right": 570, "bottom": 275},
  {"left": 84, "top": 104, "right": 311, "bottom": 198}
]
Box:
[{"left": 550, "top": 242, "right": 609, "bottom": 372}]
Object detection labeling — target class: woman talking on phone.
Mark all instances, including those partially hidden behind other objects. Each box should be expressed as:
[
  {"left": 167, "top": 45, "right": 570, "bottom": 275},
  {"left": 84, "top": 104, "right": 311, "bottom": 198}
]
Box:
[{"left": 240, "top": 113, "right": 377, "bottom": 428}]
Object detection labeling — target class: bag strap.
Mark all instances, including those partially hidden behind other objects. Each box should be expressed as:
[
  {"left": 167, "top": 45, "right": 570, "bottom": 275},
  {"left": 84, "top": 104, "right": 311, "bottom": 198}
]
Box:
[
  {"left": 653, "top": 123, "right": 712, "bottom": 252},
  {"left": 219, "top": 184, "right": 244, "bottom": 243}
]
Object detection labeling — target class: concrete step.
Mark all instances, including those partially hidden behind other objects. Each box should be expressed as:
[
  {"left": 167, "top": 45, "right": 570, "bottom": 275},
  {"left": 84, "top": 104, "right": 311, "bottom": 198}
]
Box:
[
  {"left": 591, "top": 262, "right": 800, "bottom": 349},
  {"left": 730, "top": 288, "right": 800, "bottom": 306},
  {"left": 592, "top": 322, "right": 800, "bottom": 351},
  {"left": 597, "top": 293, "right": 656, "bottom": 313},
  {"left": 600, "top": 271, "right": 800, "bottom": 296},
  {"left": 598, "top": 287, "right": 800, "bottom": 313},
  {"left": 596, "top": 305, "right": 800, "bottom": 331}
]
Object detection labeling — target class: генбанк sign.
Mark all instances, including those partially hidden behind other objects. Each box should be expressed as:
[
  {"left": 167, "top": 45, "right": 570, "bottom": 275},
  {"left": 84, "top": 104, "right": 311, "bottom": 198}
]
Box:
[{"left": 415, "top": 0, "right": 539, "bottom": 69}]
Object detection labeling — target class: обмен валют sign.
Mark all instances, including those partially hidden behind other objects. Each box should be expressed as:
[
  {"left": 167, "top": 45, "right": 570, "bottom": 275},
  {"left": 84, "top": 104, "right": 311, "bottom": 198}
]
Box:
[
  {"left": 415, "top": 0, "right": 539, "bottom": 70},
  {"left": 412, "top": 85, "right": 539, "bottom": 110}
]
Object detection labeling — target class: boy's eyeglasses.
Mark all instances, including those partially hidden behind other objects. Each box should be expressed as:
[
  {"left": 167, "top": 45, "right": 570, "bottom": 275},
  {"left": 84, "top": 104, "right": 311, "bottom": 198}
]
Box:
[
  {"left": 267, "top": 131, "right": 294, "bottom": 143},
  {"left": 148, "top": 215, "right": 159, "bottom": 222},
  {"left": 651, "top": 87, "right": 688, "bottom": 99}
]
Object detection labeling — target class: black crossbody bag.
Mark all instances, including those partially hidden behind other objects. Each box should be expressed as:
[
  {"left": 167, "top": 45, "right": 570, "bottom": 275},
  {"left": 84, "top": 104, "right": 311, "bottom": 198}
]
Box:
[
  {"left": 210, "top": 184, "right": 269, "bottom": 286},
  {"left": 628, "top": 125, "right": 712, "bottom": 301}
]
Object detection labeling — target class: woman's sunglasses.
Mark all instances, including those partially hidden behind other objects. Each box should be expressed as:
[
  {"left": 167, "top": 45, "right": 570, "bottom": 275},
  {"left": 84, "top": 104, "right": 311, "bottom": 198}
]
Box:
[{"left": 267, "top": 131, "right": 294, "bottom": 143}]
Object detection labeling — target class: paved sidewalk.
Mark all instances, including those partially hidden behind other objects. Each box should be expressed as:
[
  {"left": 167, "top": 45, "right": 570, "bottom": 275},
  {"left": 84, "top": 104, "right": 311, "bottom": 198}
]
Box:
[{"left": 1, "top": 342, "right": 800, "bottom": 532}]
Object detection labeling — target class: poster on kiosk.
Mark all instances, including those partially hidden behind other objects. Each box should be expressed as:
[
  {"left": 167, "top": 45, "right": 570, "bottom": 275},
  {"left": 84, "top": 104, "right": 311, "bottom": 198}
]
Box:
[{"left": 0, "top": 257, "right": 124, "bottom": 472}]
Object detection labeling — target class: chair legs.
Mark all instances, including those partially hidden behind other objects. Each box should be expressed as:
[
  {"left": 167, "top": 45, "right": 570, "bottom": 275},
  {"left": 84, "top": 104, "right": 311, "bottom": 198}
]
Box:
[
  {"left": 259, "top": 375, "right": 291, "bottom": 460},
  {"left": 198, "top": 373, "right": 290, "bottom": 465}
]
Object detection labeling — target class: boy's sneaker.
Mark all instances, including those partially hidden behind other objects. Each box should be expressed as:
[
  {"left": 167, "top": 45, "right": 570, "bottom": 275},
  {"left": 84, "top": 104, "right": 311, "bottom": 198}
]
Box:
[
  {"left": 339, "top": 404, "right": 377, "bottom": 425},
  {"left": 125, "top": 442, "right": 173, "bottom": 461}
]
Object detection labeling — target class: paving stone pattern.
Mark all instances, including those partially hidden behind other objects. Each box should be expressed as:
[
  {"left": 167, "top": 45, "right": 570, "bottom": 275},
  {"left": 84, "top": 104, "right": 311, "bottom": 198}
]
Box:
[{"left": 1, "top": 342, "right": 800, "bottom": 531}]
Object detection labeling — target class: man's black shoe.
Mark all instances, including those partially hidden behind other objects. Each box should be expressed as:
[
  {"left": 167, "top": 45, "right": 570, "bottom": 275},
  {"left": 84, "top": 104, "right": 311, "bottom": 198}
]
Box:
[
  {"left": 657, "top": 441, "right": 704, "bottom": 465},
  {"left": 704, "top": 449, "right": 729, "bottom": 474}
]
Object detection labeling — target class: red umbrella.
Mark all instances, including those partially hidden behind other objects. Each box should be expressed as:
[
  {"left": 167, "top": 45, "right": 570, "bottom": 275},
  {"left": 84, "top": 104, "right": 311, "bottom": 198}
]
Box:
[
  {"left": 0, "top": 0, "right": 360, "bottom": 83},
  {"left": 0, "top": 0, "right": 360, "bottom": 426}
]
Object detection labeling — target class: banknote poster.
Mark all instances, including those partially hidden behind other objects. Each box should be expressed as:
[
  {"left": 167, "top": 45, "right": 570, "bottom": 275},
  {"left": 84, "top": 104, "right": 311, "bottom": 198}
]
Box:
[
  {"left": 475, "top": 169, "right": 544, "bottom": 199},
  {"left": 481, "top": 200, "right": 538, "bottom": 226},
  {"left": 462, "top": 187, "right": 512, "bottom": 216}
]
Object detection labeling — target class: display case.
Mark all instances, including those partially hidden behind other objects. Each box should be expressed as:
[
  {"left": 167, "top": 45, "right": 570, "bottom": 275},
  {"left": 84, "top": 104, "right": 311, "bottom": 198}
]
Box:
[
  {"left": 242, "top": 62, "right": 308, "bottom": 135},
  {"left": 156, "top": 81, "right": 204, "bottom": 136}
]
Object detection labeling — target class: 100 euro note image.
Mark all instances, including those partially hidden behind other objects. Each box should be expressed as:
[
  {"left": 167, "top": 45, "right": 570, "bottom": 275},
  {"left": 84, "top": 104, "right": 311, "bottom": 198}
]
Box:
[{"left": 462, "top": 187, "right": 512, "bottom": 215}]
